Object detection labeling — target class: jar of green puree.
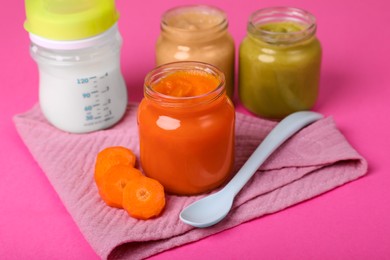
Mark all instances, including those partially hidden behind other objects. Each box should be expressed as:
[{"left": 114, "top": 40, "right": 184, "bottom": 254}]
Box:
[{"left": 239, "top": 7, "right": 322, "bottom": 119}]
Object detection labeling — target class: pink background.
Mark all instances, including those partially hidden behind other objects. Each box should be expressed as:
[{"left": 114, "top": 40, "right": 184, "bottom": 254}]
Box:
[{"left": 1, "top": 0, "right": 389, "bottom": 259}]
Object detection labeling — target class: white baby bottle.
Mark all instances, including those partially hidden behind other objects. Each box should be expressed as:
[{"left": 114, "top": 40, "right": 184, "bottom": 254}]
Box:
[{"left": 24, "top": 0, "right": 128, "bottom": 133}]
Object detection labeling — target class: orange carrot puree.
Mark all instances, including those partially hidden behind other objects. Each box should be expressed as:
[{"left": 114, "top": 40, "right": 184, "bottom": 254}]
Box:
[
  {"left": 138, "top": 68, "right": 235, "bottom": 195},
  {"left": 152, "top": 70, "right": 219, "bottom": 97}
]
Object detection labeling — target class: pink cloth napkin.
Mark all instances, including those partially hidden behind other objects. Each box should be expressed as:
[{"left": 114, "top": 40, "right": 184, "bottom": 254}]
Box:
[{"left": 13, "top": 103, "right": 367, "bottom": 260}]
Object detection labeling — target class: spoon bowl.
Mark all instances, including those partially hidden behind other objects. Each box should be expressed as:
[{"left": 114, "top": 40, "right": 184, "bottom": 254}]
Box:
[
  {"left": 180, "top": 111, "right": 323, "bottom": 228},
  {"left": 180, "top": 191, "right": 234, "bottom": 228}
]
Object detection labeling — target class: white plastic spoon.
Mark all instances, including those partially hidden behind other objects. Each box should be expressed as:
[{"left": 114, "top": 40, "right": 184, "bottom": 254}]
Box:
[{"left": 179, "top": 111, "right": 323, "bottom": 228}]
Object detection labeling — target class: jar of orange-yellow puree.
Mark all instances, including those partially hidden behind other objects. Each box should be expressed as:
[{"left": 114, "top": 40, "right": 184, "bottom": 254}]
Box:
[
  {"left": 138, "top": 62, "right": 235, "bottom": 195},
  {"left": 155, "top": 5, "right": 235, "bottom": 99}
]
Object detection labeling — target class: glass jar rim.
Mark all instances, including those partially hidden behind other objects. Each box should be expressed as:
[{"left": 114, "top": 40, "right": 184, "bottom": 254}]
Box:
[
  {"left": 160, "top": 5, "right": 228, "bottom": 41},
  {"left": 248, "top": 6, "right": 317, "bottom": 44},
  {"left": 144, "top": 61, "right": 226, "bottom": 108}
]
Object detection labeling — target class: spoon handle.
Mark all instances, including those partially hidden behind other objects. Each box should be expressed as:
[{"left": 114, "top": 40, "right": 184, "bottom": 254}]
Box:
[{"left": 224, "top": 111, "right": 323, "bottom": 197}]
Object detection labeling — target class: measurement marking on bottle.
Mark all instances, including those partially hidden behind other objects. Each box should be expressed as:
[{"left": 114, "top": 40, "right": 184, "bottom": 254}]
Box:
[
  {"left": 80, "top": 71, "right": 116, "bottom": 127},
  {"left": 101, "top": 86, "right": 110, "bottom": 94},
  {"left": 84, "top": 105, "right": 93, "bottom": 111},
  {"left": 104, "top": 116, "right": 114, "bottom": 122},
  {"left": 77, "top": 78, "right": 89, "bottom": 84},
  {"left": 100, "top": 72, "right": 109, "bottom": 79}
]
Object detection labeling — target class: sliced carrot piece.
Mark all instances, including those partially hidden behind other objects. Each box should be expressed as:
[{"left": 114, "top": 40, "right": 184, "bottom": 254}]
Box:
[
  {"left": 98, "top": 165, "right": 143, "bottom": 208},
  {"left": 123, "top": 176, "right": 166, "bottom": 220},
  {"left": 94, "top": 146, "right": 136, "bottom": 186}
]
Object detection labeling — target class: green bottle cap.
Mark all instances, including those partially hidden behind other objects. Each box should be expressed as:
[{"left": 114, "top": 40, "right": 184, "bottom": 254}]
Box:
[{"left": 24, "top": 0, "right": 119, "bottom": 40}]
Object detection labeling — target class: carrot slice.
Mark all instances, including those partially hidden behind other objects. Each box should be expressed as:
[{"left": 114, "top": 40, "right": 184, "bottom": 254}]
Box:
[
  {"left": 98, "top": 165, "right": 143, "bottom": 208},
  {"left": 123, "top": 176, "right": 166, "bottom": 220},
  {"left": 94, "top": 146, "right": 136, "bottom": 186}
]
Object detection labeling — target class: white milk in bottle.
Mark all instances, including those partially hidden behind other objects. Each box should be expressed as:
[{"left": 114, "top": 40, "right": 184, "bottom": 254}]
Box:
[{"left": 24, "top": 0, "right": 128, "bottom": 133}]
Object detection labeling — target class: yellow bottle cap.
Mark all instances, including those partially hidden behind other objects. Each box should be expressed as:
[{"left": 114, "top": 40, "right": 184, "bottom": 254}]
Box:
[{"left": 24, "top": 0, "right": 119, "bottom": 41}]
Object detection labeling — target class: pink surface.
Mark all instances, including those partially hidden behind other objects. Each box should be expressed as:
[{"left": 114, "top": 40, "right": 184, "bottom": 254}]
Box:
[
  {"left": 13, "top": 103, "right": 367, "bottom": 259},
  {"left": 1, "top": 0, "right": 389, "bottom": 259}
]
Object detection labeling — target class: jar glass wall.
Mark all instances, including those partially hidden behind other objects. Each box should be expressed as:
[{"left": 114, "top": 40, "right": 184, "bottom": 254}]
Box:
[
  {"left": 156, "top": 5, "right": 235, "bottom": 99},
  {"left": 138, "top": 62, "right": 235, "bottom": 195},
  {"left": 239, "top": 7, "right": 322, "bottom": 119}
]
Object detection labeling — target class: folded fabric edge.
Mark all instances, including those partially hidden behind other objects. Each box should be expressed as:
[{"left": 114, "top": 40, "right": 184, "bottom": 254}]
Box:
[
  {"left": 12, "top": 103, "right": 369, "bottom": 260},
  {"left": 106, "top": 156, "right": 368, "bottom": 260}
]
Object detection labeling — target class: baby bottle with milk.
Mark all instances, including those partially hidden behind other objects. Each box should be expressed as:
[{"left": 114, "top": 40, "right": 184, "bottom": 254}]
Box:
[{"left": 24, "top": 0, "right": 128, "bottom": 133}]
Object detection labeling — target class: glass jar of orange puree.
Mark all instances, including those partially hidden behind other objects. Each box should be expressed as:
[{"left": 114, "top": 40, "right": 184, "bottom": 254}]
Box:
[
  {"left": 156, "top": 5, "right": 235, "bottom": 99},
  {"left": 239, "top": 7, "right": 322, "bottom": 119},
  {"left": 138, "top": 62, "right": 235, "bottom": 195}
]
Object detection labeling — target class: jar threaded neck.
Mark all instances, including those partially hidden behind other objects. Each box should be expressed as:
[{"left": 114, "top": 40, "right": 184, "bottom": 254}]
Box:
[
  {"left": 160, "top": 5, "right": 228, "bottom": 42},
  {"left": 144, "top": 61, "right": 226, "bottom": 108},
  {"left": 247, "top": 7, "right": 317, "bottom": 45}
]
